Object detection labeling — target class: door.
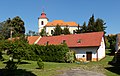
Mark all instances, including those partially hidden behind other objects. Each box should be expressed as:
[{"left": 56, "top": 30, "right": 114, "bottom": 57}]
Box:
[{"left": 86, "top": 52, "right": 92, "bottom": 61}]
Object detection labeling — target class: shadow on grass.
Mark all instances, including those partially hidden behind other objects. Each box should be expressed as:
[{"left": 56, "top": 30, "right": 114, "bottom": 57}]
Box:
[
  {"left": 3, "top": 61, "right": 31, "bottom": 64},
  {"left": 106, "top": 50, "right": 115, "bottom": 56},
  {"left": 105, "top": 66, "right": 120, "bottom": 75},
  {"left": 0, "top": 69, "right": 36, "bottom": 76},
  {"left": 106, "top": 60, "right": 120, "bottom": 75}
]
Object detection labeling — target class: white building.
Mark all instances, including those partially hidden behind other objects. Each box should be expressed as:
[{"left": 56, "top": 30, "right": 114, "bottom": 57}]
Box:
[
  {"left": 36, "top": 32, "right": 105, "bottom": 61},
  {"left": 38, "top": 11, "right": 78, "bottom": 36}
]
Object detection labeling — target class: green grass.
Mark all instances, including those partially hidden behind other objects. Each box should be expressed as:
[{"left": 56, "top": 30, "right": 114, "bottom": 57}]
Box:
[{"left": 0, "top": 50, "right": 119, "bottom": 76}]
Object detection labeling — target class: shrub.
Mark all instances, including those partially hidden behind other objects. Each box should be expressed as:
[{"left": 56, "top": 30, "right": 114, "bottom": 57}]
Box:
[
  {"left": 37, "top": 58, "right": 44, "bottom": 69},
  {"left": 38, "top": 44, "right": 69, "bottom": 62},
  {"left": 0, "top": 39, "right": 69, "bottom": 62},
  {"left": 65, "top": 51, "right": 75, "bottom": 63}
]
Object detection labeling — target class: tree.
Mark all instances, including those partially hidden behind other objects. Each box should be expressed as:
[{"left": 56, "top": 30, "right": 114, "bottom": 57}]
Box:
[
  {"left": 94, "top": 18, "right": 106, "bottom": 33},
  {"left": 0, "top": 16, "right": 25, "bottom": 39},
  {"left": 107, "top": 35, "right": 117, "bottom": 54},
  {"left": 53, "top": 25, "right": 62, "bottom": 36},
  {"left": 27, "top": 30, "right": 38, "bottom": 36},
  {"left": 87, "top": 14, "right": 95, "bottom": 32},
  {"left": 0, "top": 19, "right": 11, "bottom": 39},
  {"left": 40, "top": 28, "right": 46, "bottom": 37},
  {"left": 80, "top": 22, "right": 87, "bottom": 33},
  {"left": 11, "top": 16, "right": 25, "bottom": 37},
  {"left": 80, "top": 14, "right": 106, "bottom": 33},
  {"left": 62, "top": 26, "right": 70, "bottom": 35},
  {"left": 76, "top": 24, "right": 81, "bottom": 34}
]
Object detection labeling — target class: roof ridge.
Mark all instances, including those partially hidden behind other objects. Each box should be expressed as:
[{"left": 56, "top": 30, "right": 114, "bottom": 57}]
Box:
[{"left": 43, "top": 31, "right": 104, "bottom": 38}]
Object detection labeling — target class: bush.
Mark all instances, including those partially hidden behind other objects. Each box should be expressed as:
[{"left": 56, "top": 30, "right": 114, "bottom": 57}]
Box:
[
  {"left": 5, "top": 60, "right": 17, "bottom": 70},
  {"left": 0, "top": 39, "right": 69, "bottom": 62},
  {"left": 37, "top": 58, "right": 44, "bottom": 69},
  {"left": 39, "top": 44, "right": 69, "bottom": 62},
  {"left": 65, "top": 51, "right": 75, "bottom": 63}
]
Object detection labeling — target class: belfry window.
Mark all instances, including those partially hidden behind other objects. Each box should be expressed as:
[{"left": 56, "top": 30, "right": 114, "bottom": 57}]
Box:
[{"left": 41, "top": 21, "right": 44, "bottom": 25}]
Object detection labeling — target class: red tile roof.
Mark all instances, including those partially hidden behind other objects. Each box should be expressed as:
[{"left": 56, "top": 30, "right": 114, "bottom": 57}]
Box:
[
  {"left": 37, "top": 32, "right": 104, "bottom": 47},
  {"left": 27, "top": 36, "right": 40, "bottom": 44},
  {"left": 39, "top": 11, "right": 48, "bottom": 19},
  {"left": 46, "top": 20, "right": 78, "bottom": 27}
]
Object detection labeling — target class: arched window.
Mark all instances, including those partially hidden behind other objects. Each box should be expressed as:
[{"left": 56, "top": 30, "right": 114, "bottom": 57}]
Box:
[{"left": 41, "top": 21, "right": 44, "bottom": 25}]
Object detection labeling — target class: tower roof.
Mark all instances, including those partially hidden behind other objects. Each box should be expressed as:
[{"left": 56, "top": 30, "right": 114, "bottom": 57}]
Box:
[{"left": 39, "top": 11, "right": 48, "bottom": 19}]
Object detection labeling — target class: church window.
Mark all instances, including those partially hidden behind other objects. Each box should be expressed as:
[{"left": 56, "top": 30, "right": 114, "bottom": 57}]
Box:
[
  {"left": 73, "top": 30, "right": 76, "bottom": 34},
  {"left": 41, "top": 21, "right": 44, "bottom": 25},
  {"left": 51, "top": 30, "right": 54, "bottom": 35}
]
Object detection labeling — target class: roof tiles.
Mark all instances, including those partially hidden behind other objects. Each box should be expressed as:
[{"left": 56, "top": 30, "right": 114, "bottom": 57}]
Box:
[
  {"left": 37, "top": 32, "right": 104, "bottom": 47},
  {"left": 46, "top": 20, "right": 78, "bottom": 27},
  {"left": 27, "top": 36, "right": 40, "bottom": 44}
]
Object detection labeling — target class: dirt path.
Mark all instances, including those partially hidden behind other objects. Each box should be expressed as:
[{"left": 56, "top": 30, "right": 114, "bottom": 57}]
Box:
[{"left": 57, "top": 68, "right": 106, "bottom": 76}]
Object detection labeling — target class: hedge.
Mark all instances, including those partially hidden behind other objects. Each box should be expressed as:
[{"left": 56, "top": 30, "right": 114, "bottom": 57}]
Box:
[{"left": 0, "top": 40, "right": 69, "bottom": 62}]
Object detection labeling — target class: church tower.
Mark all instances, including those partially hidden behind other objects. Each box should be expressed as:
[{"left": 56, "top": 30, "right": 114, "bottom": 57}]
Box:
[{"left": 38, "top": 11, "right": 48, "bottom": 33}]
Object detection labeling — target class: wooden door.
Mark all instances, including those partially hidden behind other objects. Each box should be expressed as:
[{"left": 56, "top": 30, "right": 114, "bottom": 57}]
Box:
[{"left": 86, "top": 52, "right": 92, "bottom": 61}]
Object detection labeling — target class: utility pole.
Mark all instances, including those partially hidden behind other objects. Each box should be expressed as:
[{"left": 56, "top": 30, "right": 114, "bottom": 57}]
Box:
[{"left": 9, "top": 27, "right": 14, "bottom": 61}]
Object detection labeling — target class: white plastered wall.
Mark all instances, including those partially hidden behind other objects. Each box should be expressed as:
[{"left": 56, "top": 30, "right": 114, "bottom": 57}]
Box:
[
  {"left": 97, "top": 37, "right": 105, "bottom": 60},
  {"left": 70, "top": 47, "right": 98, "bottom": 61},
  {"left": 45, "top": 26, "right": 78, "bottom": 36},
  {"left": 38, "top": 18, "right": 48, "bottom": 33}
]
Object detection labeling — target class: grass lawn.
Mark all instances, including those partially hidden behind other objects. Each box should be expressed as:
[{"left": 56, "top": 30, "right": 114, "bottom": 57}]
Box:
[{"left": 0, "top": 50, "right": 119, "bottom": 76}]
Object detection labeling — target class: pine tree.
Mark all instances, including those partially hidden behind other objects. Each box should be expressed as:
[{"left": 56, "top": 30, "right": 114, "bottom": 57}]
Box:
[
  {"left": 80, "top": 22, "right": 87, "bottom": 33},
  {"left": 87, "top": 14, "right": 95, "bottom": 32},
  {"left": 80, "top": 14, "right": 106, "bottom": 33}
]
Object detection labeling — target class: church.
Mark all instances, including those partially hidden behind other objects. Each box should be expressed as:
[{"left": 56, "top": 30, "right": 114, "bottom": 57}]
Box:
[
  {"left": 38, "top": 11, "right": 78, "bottom": 36},
  {"left": 27, "top": 11, "right": 106, "bottom": 62}
]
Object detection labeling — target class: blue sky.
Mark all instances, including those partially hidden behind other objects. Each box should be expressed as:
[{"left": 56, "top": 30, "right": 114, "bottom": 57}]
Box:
[{"left": 0, "top": 0, "right": 120, "bottom": 35}]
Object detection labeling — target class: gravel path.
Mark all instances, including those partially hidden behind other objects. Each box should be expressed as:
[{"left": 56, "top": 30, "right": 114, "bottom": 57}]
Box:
[{"left": 57, "top": 68, "right": 106, "bottom": 76}]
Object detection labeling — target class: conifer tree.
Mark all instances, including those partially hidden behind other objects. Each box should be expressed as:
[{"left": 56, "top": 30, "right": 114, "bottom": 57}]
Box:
[
  {"left": 80, "top": 14, "right": 106, "bottom": 33},
  {"left": 80, "top": 22, "right": 87, "bottom": 33},
  {"left": 87, "top": 14, "right": 95, "bottom": 32}
]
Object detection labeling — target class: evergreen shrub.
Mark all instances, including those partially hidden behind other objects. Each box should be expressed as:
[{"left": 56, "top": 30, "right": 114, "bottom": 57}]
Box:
[{"left": 37, "top": 58, "right": 44, "bottom": 69}]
